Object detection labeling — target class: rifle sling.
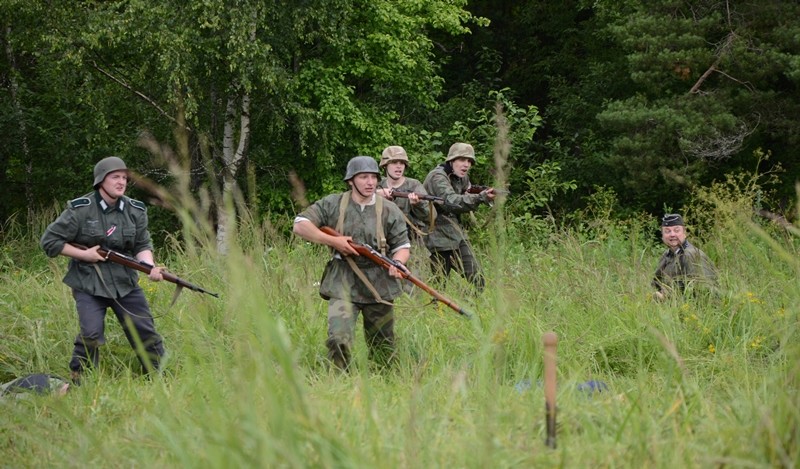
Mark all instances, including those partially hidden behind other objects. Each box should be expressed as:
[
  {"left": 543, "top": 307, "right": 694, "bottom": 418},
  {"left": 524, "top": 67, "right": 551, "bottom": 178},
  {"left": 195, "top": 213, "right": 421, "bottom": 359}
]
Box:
[
  {"left": 107, "top": 251, "right": 184, "bottom": 308},
  {"left": 91, "top": 263, "right": 173, "bottom": 318},
  {"left": 343, "top": 257, "right": 392, "bottom": 306},
  {"left": 335, "top": 192, "right": 391, "bottom": 305},
  {"left": 387, "top": 189, "right": 436, "bottom": 236}
]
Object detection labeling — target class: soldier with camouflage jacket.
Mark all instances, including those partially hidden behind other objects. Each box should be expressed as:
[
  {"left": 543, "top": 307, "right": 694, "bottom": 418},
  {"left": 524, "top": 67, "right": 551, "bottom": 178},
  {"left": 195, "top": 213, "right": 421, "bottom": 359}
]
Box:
[
  {"left": 376, "top": 145, "right": 436, "bottom": 241},
  {"left": 293, "top": 156, "right": 411, "bottom": 370},
  {"left": 40, "top": 157, "right": 165, "bottom": 383},
  {"left": 423, "top": 143, "right": 496, "bottom": 291}
]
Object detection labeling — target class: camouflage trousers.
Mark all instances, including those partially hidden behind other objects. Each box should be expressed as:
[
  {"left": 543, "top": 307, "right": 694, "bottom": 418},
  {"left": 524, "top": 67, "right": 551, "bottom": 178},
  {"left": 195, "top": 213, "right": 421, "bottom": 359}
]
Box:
[
  {"left": 429, "top": 239, "right": 485, "bottom": 291},
  {"left": 326, "top": 298, "right": 395, "bottom": 370}
]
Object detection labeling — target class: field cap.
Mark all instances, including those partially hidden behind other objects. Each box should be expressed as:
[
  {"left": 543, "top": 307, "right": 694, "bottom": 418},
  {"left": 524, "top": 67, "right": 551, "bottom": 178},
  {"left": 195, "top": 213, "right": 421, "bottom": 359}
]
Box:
[{"left": 661, "top": 214, "right": 685, "bottom": 227}]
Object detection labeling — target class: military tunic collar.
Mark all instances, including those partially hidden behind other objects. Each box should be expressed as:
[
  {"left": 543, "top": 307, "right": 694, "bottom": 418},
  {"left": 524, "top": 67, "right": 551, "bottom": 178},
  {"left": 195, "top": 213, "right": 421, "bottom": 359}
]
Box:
[
  {"left": 352, "top": 193, "right": 377, "bottom": 210},
  {"left": 667, "top": 240, "right": 690, "bottom": 256},
  {"left": 95, "top": 191, "right": 125, "bottom": 213}
]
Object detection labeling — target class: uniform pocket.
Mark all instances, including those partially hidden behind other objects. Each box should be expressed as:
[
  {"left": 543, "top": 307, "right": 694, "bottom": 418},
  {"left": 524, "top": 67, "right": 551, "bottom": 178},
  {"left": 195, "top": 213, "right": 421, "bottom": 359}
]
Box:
[
  {"left": 122, "top": 226, "right": 136, "bottom": 251},
  {"left": 81, "top": 219, "right": 103, "bottom": 245}
]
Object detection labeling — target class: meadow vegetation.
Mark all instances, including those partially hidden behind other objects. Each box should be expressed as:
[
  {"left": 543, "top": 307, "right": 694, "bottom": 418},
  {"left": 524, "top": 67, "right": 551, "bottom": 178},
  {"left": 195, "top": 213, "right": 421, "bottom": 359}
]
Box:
[{"left": 1, "top": 172, "right": 797, "bottom": 468}]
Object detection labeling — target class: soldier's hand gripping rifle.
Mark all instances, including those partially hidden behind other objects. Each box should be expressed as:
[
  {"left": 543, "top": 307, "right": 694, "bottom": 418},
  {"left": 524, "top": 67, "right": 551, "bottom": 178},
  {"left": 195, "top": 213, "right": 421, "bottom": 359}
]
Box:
[
  {"left": 318, "top": 226, "right": 472, "bottom": 318},
  {"left": 69, "top": 243, "right": 219, "bottom": 300}
]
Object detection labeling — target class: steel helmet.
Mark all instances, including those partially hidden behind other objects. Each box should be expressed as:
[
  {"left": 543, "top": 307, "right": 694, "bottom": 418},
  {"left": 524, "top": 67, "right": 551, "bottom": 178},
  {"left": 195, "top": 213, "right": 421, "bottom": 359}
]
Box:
[
  {"left": 379, "top": 146, "right": 409, "bottom": 168},
  {"left": 445, "top": 142, "right": 476, "bottom": 163},
  {"left": 93, "top": 156, "right": 128, "bottom": 188},
  {"left": 343, "top": 156, "right": 380, "bottom": 181}
]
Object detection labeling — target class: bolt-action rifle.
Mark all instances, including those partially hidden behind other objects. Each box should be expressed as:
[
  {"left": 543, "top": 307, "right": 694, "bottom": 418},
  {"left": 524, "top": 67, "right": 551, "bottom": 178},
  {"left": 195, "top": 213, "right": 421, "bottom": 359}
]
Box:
[
  {"left": 388, "top": 190, "right": 445, "bottom": 204},
  {"left": 318, "top": 226, "right": 471, "bottom": 318},
  {"left": 68, "top": 243, "right": 219, "bottom": 299},
  {"left": 466, "top": 185, "right": 510, "bottom": 195}
]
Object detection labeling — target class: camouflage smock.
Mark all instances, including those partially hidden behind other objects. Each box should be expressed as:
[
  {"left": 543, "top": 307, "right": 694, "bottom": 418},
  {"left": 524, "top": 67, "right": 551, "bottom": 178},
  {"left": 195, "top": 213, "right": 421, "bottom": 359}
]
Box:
[
  {"left": 422, "top": 165, "right": 490, "bottom": 252},
  {"left": 652, "top": 240, "right": 718, "bottom": 294},
  {"left": 378, "top": 176, "right": 436, "bottom": 233},
  {"left": 40, "top": 191, "right": 154, "bottom": 298},
  {"left": 297, "top": 193, "right": 410, "bottom": 303}
]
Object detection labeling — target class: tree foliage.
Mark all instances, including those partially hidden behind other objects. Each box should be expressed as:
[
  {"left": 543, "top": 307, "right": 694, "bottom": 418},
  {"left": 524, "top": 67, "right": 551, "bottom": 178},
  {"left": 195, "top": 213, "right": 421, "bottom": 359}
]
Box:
[{"left": 2, "top": 0, "right": 799, "bottom": 233}]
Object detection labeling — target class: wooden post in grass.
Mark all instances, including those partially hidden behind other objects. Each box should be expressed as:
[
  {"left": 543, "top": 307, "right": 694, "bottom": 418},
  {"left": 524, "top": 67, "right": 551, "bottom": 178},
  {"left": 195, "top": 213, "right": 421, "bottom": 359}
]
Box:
[{"left": 543, "top": 331, "right": 558, "bottom": 449}]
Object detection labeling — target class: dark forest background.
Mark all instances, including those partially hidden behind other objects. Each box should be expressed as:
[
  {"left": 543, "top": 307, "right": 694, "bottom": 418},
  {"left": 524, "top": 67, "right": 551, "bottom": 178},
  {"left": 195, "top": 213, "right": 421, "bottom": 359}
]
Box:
[{"left": 2, "top": 0, "right": 799, "bottom": 239}]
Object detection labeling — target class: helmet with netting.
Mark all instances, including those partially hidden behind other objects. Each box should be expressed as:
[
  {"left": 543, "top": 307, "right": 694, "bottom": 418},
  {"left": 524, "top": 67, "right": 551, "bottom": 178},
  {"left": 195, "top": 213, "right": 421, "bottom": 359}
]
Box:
[
  {"left": 379, "top": 146, "right": 409, "bottom": 168},
  {"left": 445, "top": 142, "right": 476, "bottom": 163}
]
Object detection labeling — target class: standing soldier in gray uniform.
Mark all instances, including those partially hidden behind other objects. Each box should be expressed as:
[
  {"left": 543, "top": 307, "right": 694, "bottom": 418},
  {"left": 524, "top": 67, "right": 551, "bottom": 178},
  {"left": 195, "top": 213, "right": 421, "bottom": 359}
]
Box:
[
  {"left": 423, "top": 142, "right": 496, "bottom": 292},
  {"left": 652, "top": 213, "right": 718, "bottom": 300},
  {"left": 40, "top": 157, "right": 165, "bottom": 383},
  {"left": 376, "top": 145, "right": 436, "bottom": 242},
  {"left": 293, "top": 156, "right": 411, "bottom": 370}
]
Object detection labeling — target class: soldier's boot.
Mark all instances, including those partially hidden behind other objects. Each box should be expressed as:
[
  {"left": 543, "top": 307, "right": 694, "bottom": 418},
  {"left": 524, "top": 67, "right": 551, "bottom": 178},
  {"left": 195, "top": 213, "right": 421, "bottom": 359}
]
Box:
[
  {"left": 328, "top": 343, "right": 351, "bottom": 372},
  {"left": 70, "top": 370, "right": 82, "bottom": 386}
]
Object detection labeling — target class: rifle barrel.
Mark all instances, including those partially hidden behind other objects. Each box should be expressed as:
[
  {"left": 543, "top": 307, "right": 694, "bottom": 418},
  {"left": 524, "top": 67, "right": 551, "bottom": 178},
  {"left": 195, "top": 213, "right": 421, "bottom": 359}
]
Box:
[
  {"left": 318, "top": 226, "right": 471, "bottom": 317},
  {"left": 390, "top": 190, "right": 445, "bottom": 204},
  {"left": 466, "top": 185, "right": 510, "bottom": 195},
  {"left": 67, "top": 243, "right": 219, "bottom": 298}
]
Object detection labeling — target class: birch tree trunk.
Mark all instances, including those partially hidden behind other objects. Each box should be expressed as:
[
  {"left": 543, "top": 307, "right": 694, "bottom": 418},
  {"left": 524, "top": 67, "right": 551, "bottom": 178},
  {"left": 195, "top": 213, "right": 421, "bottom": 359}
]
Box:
[{"left": 216, "top": 89, "right": 251, "bottom": 254}]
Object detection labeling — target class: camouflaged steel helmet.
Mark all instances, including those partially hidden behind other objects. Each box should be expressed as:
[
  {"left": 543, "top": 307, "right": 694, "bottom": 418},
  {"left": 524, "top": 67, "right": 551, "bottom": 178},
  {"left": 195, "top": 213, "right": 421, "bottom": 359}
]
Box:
[
  {"left": 379, "top": 146, "right": 409, "bottom": 167},
  {"left": 445, "top": 142, "right": 476, "bottom": 163},
  {"left": 343, "top": 156, "right": 380, "bottom": 181},
  {"left": 93, "top": 156, "right": 128, "bottom": 188}
]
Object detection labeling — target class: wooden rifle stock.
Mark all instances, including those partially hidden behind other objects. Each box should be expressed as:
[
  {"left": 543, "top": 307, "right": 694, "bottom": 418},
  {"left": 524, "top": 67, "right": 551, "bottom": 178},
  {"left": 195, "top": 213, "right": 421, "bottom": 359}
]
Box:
[
  {"left": 466, "top": 185, "right": 510, "bottom": 195},
  {"left": 68, "top": 243, "right": 219, "bottom": 298},
  {"left": 389, "top": 190, "right": 445, "bottom": 204},
  {"left": 318, "top": 226, "right": 471, "bottom": 318}
]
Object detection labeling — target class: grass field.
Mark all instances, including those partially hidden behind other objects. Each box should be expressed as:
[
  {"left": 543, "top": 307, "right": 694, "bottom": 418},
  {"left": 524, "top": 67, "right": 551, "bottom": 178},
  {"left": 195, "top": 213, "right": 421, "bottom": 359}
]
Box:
[{"left": 1, "top": 192, "right": 797, "bottom": 468}]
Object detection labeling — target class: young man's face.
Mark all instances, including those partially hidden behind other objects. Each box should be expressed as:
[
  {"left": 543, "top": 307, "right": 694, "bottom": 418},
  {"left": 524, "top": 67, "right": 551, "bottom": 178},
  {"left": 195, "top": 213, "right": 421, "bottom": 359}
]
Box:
[
  {"left": 99, "top": 170, "right": 128, "bottom": 200},
  {"left": 661, "top": 225, "right": 687, "bottom": 250},
  {"left": 451, "top": 157, "right": 472, "bottom": 178},
  {"left": 385, "top": 161, "right": 406, "bottom": 180},
  {"left": 349, "top": 173, "right": 378, "bottom": 196}
]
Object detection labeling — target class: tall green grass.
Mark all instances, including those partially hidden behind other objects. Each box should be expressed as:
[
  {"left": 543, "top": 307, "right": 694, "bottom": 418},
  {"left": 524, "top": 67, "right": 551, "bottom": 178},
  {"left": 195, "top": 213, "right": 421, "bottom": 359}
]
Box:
[{"left": 1, "top": 183, "right": 797, "bottom": 468}]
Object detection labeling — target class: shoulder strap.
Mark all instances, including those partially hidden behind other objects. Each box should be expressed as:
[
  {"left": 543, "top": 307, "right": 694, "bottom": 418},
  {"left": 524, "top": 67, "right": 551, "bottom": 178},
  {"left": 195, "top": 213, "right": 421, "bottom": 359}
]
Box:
[
  {"left": 375, "top": 195, "right": 386, "bottom": 255},
  {"left": 336, "top": 191, "right": 350, "bottom": 233},
  {"left": 128, "top": 198, "right": 146, "bottom": 211},
  {"left": 335, "top": 191, "right": 390, "bottom": 305},
  {"left": 68, "top": 197, "right": 92, "bottom": 209}
]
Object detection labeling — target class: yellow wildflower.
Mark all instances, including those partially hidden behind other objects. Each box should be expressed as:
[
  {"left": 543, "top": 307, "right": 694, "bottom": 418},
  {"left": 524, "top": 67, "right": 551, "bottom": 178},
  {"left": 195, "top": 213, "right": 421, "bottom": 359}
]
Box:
[
  {"left": 492, "top": 329, "right": 509, "bottom": 345},
  {"left": 749, "top": 336, "right": 764, "bottom": 349}
]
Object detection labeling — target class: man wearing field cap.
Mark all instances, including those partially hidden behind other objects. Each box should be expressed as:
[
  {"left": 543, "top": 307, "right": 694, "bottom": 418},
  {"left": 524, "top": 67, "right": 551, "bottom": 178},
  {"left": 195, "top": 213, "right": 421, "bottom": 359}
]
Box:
[{"left": 652, "top": 213, "right": 718, "bottom": 300}]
